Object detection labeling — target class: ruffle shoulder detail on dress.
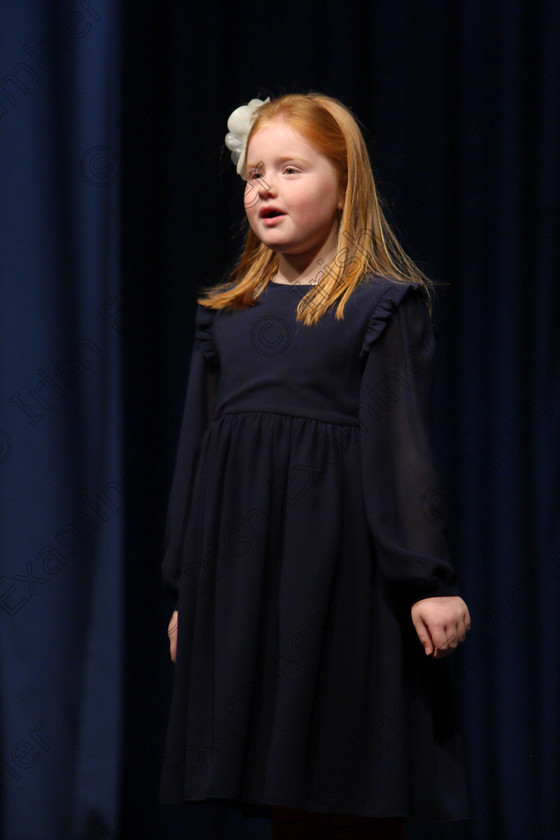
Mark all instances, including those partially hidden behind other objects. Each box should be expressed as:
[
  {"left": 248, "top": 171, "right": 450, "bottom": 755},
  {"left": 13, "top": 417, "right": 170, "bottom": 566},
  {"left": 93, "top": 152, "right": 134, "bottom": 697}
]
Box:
[
  {"left": 359, "top": 280, "right": 428, "bottom": 360},
  {"left": 194, "top": 303, "right": 219, "bottom": 365}
]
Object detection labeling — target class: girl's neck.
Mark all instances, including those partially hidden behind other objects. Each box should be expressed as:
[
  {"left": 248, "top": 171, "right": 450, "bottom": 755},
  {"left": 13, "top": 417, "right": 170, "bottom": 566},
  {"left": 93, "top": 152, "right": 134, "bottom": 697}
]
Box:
[{"left": 275, "top": 241, "right": 338, "bottom": 286}]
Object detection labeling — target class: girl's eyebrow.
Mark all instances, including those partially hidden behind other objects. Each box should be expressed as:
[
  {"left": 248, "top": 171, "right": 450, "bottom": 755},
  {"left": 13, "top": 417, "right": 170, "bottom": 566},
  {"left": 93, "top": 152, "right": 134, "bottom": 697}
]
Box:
[{"left": 246, "top": 155, "right": 309, "bottom": 169}]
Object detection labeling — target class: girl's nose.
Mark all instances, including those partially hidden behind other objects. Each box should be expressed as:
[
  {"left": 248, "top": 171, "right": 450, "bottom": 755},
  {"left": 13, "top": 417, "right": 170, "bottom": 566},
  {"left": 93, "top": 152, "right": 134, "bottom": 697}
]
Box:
[
  {"left": 244, "top": 168, "right": 277, "bottom": 210},
  {"left": 257, "top": 174, "right": 277, "bottom": 197}
]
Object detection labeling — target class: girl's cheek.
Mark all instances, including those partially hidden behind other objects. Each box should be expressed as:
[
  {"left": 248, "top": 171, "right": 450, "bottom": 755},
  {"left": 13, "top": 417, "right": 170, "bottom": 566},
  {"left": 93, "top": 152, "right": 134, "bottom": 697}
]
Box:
[{"left": 244, "top": 184, "right": 258, "bottom": 213}]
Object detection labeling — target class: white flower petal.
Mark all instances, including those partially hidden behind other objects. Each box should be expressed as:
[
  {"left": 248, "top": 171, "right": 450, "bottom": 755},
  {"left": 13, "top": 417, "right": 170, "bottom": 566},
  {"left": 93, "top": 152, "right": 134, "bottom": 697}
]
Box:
[
  {"left": 227, "top": 106, "right": 251, "bottom": 138},
  {"left": 224, "top": 97, "right": 271, "bottom": 179},
  {"left": 225, "top": 132, "right": 242, "bottom": 153}
]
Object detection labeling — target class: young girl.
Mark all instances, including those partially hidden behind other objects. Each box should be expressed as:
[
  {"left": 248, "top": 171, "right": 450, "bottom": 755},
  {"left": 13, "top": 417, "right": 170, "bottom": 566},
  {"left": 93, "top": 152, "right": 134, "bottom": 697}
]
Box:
[{"left": 159, "top": 93, "right": 471, "bottom": 839}]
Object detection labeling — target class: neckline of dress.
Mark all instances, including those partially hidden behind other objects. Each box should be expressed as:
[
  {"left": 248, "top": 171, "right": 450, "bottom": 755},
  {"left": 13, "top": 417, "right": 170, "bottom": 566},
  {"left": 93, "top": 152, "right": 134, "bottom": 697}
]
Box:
[{"left": 269, "top": 282, "right": 316, "bottom": 287}]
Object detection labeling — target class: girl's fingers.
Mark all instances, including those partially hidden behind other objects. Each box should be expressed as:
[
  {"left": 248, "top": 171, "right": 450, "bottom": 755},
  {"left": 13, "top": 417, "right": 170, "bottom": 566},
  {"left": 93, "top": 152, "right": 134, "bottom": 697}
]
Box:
[
  {"left": 435, "top": 618, "right": 470, "bottom": 657},
  {"left": 433, "top": 628, "right": 456, "bottom": 656},
  {"left": 412, "top": 613, "right": 434, "bottom": 656},
  {"left": 168, "top": 610, "right": 179, "bottom": 662}
]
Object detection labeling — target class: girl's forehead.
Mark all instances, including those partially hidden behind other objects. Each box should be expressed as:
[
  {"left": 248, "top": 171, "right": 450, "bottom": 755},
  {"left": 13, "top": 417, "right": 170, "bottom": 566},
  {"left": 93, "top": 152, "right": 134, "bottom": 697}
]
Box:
[{"left": 248, "top": 119, "right": 317, "bottom": 155}]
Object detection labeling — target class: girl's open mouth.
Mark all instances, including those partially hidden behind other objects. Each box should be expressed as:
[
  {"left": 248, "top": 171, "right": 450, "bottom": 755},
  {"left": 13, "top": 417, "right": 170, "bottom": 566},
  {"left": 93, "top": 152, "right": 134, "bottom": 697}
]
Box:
[{"left": 260, "top": 207, "right": 286, "bottom": 219}]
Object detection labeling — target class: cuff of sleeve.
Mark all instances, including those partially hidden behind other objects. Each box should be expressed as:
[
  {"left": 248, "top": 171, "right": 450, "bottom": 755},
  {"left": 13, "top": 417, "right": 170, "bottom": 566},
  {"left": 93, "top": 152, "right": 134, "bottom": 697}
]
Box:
[
  {"left": 163, "top": 578, "right": 179, "bottom": 609},
  {"left": 403, "top": 578, "right": 461, "bottom": 609}
]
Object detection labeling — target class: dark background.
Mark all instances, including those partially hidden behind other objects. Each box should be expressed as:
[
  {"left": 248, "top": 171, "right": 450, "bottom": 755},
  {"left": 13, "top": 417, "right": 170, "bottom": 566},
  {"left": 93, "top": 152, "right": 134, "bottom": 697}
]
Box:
[{"left": 0, "top": 1, "right": 558, "bottom": 839}]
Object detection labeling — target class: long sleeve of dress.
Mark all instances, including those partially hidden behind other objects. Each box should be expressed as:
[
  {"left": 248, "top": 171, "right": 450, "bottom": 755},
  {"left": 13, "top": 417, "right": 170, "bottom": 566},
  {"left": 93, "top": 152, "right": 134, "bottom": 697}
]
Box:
[
  {"left": 358, "top": 283, "right": 460, "bottom": 607},
  {"left": 161, "top": 304, "right": 219, "bottom": 605}
]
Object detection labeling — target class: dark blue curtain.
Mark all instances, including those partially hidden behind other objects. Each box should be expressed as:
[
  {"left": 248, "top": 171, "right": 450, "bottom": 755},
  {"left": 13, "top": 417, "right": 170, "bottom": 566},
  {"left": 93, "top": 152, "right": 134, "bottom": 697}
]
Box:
[
  {"left": 1, "top": 2, "right": 558, "bottom": 839},
  {"left": 0, "top": 2, "right": 123, "bottom": 840}
]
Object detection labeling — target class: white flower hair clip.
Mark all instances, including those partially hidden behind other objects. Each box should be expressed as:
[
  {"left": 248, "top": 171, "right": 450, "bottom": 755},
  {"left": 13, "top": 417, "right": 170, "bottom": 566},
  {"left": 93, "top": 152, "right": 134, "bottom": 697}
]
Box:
[{"left": 225, "top": 97, "right": 270, "bottom": 179}]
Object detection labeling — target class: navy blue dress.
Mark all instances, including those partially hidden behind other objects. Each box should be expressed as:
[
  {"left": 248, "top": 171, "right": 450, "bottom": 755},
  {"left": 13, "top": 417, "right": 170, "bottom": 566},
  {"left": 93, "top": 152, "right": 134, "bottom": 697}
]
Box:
[{"left": 159, "top": 276, "right": 468, "bottom": 823}]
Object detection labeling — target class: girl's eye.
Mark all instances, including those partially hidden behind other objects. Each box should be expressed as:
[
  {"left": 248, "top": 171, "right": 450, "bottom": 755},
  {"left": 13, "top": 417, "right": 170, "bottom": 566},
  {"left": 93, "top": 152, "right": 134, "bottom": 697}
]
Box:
[
  {"left": 284, "top": 166, "right": 298, "bottom": 175},
  {"left": 247, "top": 164, "right": 265, "bottom": 180}
]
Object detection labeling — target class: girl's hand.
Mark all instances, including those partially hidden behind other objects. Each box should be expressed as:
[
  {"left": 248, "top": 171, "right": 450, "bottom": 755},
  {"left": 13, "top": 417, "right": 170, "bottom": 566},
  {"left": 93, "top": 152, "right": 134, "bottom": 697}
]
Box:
[
  {"left": 168, "top": 610, "right": 179, "bottom": 662},
  {"left": 411, "top": 596, "right": 471, "bottom": 658}
]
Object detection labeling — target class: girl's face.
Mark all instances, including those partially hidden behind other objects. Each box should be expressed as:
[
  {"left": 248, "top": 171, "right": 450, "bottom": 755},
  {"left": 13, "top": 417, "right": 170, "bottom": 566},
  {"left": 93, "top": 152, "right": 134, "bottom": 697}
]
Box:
[{"left": 244, "top": 119, "right": 344, "bottom": 264}]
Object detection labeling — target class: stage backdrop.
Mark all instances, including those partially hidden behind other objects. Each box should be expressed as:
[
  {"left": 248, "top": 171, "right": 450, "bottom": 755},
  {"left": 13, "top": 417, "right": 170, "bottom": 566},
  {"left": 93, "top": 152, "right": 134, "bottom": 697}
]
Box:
[
  {"left": 0, "top": 2, "right": 124, "bottom": 840},
  {"left": 1, "top": 1, "right": 558, "bottom": 839}
]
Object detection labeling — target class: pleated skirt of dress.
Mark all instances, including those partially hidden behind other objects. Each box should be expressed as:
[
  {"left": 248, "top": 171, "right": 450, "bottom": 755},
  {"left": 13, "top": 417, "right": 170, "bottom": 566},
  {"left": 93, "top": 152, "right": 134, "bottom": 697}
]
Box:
[{"left": 159, "top": 410, "right": 467, "bottom": 822}]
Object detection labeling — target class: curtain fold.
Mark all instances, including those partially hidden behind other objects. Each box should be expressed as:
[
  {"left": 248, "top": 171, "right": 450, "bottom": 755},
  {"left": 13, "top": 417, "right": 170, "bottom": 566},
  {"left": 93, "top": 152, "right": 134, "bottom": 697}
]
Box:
[{"left": 0, "top": 3, "right": 123, "bottom": 839}]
